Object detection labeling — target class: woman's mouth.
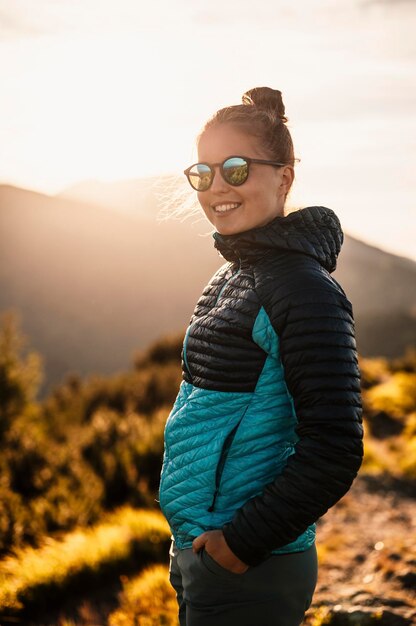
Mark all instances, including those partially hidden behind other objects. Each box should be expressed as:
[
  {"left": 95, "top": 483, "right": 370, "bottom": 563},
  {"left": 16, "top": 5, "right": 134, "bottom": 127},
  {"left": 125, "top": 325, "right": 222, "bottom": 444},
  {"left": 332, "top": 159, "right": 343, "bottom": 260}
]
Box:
[{"left": 212, "top": 202, "right": 242, "bottom": 214}]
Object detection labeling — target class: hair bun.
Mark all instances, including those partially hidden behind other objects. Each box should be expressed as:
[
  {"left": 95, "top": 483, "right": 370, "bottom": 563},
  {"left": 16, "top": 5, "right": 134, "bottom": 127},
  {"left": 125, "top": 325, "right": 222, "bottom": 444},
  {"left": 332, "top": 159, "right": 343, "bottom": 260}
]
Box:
[{"left": 242, "top": 87, "right": 288, "bottom": 123}]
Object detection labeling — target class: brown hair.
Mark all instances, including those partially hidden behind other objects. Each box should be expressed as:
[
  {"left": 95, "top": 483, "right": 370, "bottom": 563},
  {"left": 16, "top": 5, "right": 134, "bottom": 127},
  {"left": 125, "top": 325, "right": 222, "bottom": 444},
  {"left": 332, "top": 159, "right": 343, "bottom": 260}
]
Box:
[{"left": 197, "top": 87, "right": 295, "bottom": 167}]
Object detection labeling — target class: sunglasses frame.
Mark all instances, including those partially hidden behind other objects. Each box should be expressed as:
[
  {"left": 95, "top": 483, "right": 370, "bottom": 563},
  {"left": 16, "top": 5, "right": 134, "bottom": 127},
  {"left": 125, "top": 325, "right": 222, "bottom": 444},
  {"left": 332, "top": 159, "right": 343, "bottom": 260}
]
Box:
[{"left": 183, "top": 155, "right": 289, "bottom": 191}]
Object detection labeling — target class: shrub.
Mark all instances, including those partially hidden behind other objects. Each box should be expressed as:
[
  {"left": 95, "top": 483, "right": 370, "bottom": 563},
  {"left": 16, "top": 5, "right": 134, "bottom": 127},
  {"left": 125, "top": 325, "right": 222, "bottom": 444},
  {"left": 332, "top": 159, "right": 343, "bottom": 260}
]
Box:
[
  {"left": 358, "top": 355, "right": 390, "bottom": 390},
  {"left": 365, "top": 372, "right": 416, "bottom": 419},
  {"left": 133, "top": 332, "right": 184, "bottom": 369},
  {"left": 108, "top": 564, "right": 177, "bottom": 626},
  {"left": 0, "top": 508, "right": 170, "bottom": 614},
  {"left": 0, "top": 313, "right": 180, "bottom": 554},
  {"left": 0, "top": 310, "right": 43, "bottom": 437}
]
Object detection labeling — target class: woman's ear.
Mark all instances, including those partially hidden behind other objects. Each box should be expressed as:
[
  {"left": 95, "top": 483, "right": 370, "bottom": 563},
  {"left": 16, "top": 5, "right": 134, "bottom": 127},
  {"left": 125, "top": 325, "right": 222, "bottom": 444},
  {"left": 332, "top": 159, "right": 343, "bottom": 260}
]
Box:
[
  {"left": 283, "top": 165, "right": 295, "bottom": 193},
  {"left": 277, "top": 165, "right": 295, "bottom": 200}
]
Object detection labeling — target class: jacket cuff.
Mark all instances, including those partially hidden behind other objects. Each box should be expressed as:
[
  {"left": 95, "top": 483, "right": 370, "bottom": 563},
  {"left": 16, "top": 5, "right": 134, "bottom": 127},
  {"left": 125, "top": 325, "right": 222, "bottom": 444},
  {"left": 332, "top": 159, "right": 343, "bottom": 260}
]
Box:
[{"left": 222, "top": 522, "right": 270, "bottom": 567}]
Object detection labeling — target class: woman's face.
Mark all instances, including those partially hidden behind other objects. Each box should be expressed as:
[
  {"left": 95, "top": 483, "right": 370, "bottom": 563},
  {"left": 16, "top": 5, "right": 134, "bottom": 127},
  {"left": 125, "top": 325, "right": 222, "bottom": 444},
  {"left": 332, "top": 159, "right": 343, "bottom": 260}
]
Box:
[{"left": 196, "top": 123, "right": 294, "bottom": 235}]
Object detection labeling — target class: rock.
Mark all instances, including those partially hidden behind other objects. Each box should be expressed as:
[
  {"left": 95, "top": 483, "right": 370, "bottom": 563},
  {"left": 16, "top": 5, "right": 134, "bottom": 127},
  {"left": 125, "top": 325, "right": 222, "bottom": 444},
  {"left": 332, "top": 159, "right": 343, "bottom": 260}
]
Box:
[
  {"left": 346, "top": 593, "right": 407, "bottom": 609},
  {"left": 396, "top": 569, "right": 416, "bottom": 589},
  {"left": 381, "top": 598, "right": 411, "bottom": 608},
  {"left": 354, "top": 554, "right": 366, "bottom": 564},
  {"left": 312, "top": 606, "right": 412, "bottom": 625},
  {"left": 388, "top": 553, "right": 403, "bottom": 562},
  {"left": 348, "top": 591, "right": 377, "bottom": 606}
]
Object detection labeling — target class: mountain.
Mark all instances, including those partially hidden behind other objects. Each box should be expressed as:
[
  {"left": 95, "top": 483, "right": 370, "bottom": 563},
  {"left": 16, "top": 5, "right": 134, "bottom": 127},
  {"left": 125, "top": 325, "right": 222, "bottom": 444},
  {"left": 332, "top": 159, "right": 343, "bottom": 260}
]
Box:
[
  {"left": 58, "top": 176, "right": 169, "bottom": 218},
  {"left": 1, "top": 182, "right": 415, "bottom": 398}
]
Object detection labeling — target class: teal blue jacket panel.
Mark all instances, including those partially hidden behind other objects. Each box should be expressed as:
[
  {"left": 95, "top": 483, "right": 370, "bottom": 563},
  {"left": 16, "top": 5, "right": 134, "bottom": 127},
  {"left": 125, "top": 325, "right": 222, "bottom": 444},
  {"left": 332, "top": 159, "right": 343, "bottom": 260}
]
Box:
[{"left": 158, "top": 305, "right": 316, "bottom": 554}]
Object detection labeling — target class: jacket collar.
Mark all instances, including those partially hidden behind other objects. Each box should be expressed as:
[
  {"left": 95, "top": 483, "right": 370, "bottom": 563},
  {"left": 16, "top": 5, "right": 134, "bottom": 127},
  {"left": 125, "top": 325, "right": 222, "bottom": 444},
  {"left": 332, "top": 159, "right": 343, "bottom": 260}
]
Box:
[{"left": 212, "top": 205, "right": 343, "bottom": 273}]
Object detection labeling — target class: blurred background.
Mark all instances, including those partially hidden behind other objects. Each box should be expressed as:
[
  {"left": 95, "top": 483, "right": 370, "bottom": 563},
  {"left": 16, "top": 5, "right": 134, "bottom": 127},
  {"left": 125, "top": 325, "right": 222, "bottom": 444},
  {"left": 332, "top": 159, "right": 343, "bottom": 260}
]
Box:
[{"left": 0, "top": 1, "right": 415, "bottom": 624}]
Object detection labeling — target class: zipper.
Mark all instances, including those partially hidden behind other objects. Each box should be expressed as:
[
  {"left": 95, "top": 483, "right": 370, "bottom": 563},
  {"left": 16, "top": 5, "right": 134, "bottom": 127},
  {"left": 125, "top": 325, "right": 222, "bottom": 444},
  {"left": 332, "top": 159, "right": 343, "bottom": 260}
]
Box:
[
  {"left": 208, "top": 407, "right": 247, "bottom": 512},
  {"left": 182, "top": 259, "right": 242, "bottom": 383},
  {"left": 213, "top": 259, "right": 242, "bottom": 306},
  {"left": 182, "top": 323, "right": 193, "bottom": 379}
]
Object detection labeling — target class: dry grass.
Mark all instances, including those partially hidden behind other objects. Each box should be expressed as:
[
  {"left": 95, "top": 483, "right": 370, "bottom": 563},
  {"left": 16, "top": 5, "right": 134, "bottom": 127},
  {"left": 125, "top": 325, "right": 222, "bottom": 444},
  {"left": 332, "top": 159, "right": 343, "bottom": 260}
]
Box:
[
  {"left": 365, "top": 372, "right": 416, "bottom": 419},
  {"left": 0, "top": 507, "right": 170, "bottom": 612},
  {"left": 361, "top": 367, "right": 416, "bottom": 480},
  {"left": 108, "top": 563, "right": 177, "bottom": 626},
  {"left": 361, "top": 425, "right": 416, "bottom": 480},
  {"left": 359, "top": 356, "right": 391, "bottom": 388}
]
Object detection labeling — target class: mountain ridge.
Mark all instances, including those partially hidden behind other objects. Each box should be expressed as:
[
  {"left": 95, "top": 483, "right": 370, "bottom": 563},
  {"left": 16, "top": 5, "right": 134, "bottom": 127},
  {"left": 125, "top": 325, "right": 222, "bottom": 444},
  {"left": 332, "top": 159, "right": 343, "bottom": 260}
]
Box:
[{"left": 1, "top": 182, "right": 415, "bottom": 398}]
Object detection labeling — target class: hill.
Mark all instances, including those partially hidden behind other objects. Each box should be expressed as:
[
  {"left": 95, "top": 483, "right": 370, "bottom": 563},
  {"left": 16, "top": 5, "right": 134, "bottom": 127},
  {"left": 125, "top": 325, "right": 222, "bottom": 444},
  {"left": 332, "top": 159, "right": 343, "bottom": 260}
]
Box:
[{"left": 1, "top": 181, "right": 415, "bottom": 398}]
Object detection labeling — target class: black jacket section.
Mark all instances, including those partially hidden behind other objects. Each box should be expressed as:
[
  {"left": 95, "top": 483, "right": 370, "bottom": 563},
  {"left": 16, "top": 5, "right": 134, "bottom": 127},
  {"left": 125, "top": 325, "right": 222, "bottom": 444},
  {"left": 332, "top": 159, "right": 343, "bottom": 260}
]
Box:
[
  {"left": 209, "top": 207, "right": 364, "bottom": 567},
  {"left": 183, "top": 264, "right": 267, "bottom": 391}
]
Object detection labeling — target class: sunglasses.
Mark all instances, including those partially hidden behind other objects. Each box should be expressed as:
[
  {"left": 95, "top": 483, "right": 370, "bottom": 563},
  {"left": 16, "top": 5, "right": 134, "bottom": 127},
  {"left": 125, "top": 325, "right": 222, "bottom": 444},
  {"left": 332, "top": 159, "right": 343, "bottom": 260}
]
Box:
[{"left": 183, "top": 155, "right": 288, "bottom": 192}]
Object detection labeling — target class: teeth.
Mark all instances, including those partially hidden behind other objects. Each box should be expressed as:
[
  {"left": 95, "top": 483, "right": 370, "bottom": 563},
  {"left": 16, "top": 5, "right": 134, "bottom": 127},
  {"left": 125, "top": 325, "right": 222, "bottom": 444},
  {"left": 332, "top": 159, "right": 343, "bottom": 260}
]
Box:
[{"left": 213, "top": 203, "right": 241, "bottom": 212}]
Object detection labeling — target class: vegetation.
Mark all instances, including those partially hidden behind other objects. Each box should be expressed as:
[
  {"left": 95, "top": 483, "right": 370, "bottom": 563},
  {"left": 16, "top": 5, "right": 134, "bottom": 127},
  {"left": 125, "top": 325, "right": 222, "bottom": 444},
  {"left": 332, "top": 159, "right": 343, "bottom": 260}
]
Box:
[
  {"left": 309, "top": 606, "right": 397, "bottom": 625},
  {"left": 0, "top": 311, "right": 182, "bottom": 556},
  {"left": 108, "top": 564, "right": 177, "bottom": 626},
  {"left": 359, "top": 348, "right": 416, "bottom": 480},
  {"left": 0, "top": 507, "right": 170, "bottom": 614},
  {"left": 0, "top": 310, "right": 414, "bottom": 623}
]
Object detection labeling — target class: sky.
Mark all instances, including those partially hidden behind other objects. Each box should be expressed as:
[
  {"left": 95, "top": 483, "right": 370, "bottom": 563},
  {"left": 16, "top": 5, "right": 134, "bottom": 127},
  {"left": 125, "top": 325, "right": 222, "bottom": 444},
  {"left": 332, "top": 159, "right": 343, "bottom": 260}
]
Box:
[{"left": 0, "top": 0, "right": 415, "bottom": 260}]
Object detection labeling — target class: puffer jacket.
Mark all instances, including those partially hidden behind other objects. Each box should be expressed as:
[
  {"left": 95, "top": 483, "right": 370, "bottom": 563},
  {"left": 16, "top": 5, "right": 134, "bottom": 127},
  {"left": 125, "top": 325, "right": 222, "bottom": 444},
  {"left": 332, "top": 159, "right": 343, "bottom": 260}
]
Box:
[{"left": 158, "top": 205, "right": 364, "bottom": 567}]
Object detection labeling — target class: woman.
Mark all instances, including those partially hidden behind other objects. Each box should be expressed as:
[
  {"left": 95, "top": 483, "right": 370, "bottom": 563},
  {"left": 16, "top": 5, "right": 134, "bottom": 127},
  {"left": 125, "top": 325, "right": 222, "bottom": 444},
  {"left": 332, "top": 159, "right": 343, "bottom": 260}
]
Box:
[{"left": 158, "top": 86, "right": 364, "bottom": 626}]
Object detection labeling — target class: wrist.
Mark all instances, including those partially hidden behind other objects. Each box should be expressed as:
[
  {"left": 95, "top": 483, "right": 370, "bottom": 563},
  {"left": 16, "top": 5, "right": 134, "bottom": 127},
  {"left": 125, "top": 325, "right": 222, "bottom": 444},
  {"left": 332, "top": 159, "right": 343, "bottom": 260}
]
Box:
[{"left": 222, "top": 523, "right": 269, "bottom": 567}]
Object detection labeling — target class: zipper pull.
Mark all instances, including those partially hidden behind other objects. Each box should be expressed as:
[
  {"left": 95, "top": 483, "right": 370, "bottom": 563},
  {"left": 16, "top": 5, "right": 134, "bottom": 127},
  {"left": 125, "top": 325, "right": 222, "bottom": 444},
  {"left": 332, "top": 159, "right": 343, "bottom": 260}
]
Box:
[{"left": 208, "top": 491, "right": 218, "bottom": 512}]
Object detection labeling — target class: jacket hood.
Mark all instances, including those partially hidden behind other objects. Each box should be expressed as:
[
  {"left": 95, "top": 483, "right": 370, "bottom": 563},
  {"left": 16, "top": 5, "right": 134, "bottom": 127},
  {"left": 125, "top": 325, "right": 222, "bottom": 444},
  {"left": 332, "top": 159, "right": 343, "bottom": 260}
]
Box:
[{"left": 212, "top": 205, "right": 344, "bottom": 273}]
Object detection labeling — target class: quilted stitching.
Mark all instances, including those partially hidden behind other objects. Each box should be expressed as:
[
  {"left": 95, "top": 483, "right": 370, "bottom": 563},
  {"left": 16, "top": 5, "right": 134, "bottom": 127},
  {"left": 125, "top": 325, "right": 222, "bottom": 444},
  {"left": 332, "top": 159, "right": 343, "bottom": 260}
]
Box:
[{"left": 213, "top": 206, "right": 343, "bottom": 272}]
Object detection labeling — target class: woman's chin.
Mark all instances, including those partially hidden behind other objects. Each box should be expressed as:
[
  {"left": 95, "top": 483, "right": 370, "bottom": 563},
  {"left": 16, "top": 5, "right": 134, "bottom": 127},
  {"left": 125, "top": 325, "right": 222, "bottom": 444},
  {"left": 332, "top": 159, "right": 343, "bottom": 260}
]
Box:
[{"left": 210, "top": 214, "right": 247, "bottom": 236}]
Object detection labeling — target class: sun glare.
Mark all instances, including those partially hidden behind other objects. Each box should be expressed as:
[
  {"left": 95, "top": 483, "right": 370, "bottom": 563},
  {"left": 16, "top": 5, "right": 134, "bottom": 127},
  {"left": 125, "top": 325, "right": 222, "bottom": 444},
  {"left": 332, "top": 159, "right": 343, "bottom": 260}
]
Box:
[
  {"left": 1, "top": 31, "right": 197, "bottom": 193},
  {"left": 0, "top": 1, "right": 415, "bottom": 260}
]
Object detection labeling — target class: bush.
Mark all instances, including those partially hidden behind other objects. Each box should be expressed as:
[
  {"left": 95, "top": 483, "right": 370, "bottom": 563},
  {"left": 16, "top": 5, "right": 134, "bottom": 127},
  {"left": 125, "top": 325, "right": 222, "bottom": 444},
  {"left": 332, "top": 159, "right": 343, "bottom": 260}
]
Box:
[
  {"left": 365, "top": 372, "right": 416, "bottom": 419},
  {"left": 133, "top": 332, "right": 184, "bottom": 369},
  {"left": 0, "top": 310, "right": 43, "bottom": 438},
  {"left": 108, "top": 564, "right": 177, "bottom": 626},
  {"left": 0, "top": 314, "right": 179, "bottom": 555},
  {"left": 0, "top": 508, "right": 170, "bottom": 614}
]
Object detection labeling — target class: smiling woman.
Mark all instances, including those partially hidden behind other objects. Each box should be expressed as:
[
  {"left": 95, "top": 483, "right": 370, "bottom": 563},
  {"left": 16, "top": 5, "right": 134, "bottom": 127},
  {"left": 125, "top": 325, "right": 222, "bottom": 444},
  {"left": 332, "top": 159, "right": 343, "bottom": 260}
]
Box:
[{"left": 158, "top": 86, "right": 364, "bottom": 626}]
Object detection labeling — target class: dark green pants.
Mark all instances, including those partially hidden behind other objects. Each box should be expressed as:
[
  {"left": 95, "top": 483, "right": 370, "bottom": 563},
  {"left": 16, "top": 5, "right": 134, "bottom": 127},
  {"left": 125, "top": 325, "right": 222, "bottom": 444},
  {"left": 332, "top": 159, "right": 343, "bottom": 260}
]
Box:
[{"left": 168, "top": 539, "right": 318, "bottom": 626}]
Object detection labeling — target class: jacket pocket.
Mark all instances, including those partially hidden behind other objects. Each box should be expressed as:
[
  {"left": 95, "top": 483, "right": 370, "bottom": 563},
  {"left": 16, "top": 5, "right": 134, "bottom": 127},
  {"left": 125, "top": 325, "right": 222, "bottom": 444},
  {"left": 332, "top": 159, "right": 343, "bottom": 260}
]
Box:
[{"left": 208, "top": 418, "right": 244, "bottom": 512}]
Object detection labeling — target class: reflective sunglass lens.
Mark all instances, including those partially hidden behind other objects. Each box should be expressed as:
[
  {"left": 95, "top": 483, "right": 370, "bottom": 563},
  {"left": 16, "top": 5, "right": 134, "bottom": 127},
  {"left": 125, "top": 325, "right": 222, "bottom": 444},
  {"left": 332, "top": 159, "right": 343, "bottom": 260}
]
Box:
[
  {"left": 188, "top": 163, "right": 212, "bottom": 191},
  {"left": 223, "top": 157, "right": 248, "bottom": 185}
]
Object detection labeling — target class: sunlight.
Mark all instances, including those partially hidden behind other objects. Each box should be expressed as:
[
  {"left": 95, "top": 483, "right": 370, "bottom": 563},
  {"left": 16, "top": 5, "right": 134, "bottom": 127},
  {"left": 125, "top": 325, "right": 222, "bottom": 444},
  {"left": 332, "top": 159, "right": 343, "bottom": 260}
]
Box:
[
  {"left": 0, "top": 0, "right": 415, "bottom": 259},
  {"left": 0, "top": 31, "right": 197, "bottom": 193}
]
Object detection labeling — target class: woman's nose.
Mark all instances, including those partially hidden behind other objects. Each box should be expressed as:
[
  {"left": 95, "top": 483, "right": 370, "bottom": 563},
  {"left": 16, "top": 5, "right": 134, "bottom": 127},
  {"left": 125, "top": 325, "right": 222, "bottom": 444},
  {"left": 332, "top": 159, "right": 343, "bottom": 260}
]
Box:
[{"left": 210, "top": 165, "right": 230, "bottom": 192}]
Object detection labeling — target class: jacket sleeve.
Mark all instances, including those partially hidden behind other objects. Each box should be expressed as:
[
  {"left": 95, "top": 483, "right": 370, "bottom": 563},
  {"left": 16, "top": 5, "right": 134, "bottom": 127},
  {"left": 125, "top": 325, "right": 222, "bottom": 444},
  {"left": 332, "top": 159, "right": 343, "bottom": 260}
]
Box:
[{"left": 221, "top": 269, "right": 364, "bottom": 567}]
